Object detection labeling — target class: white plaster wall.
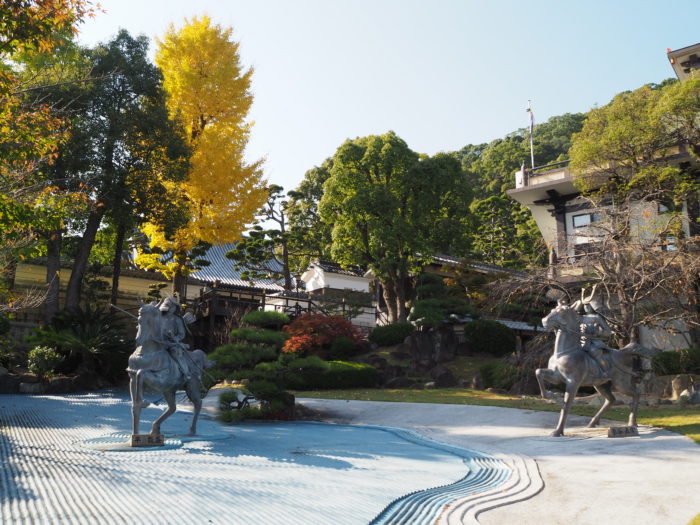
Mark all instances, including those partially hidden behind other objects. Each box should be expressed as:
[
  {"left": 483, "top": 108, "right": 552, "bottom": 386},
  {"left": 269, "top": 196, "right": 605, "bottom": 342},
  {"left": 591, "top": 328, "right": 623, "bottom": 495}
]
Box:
[
  {"left": 304, "top": 270, "right": 326, "bottom": 292},
  {"left": 323, "top": 273, "right": 370, "bottom": 292}
]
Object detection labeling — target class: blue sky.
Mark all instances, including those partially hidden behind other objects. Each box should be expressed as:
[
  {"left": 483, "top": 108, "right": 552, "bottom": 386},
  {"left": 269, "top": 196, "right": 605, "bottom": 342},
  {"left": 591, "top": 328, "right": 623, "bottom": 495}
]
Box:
[{"left": 77, "top": 0, "right": 700, "bottom": 191}]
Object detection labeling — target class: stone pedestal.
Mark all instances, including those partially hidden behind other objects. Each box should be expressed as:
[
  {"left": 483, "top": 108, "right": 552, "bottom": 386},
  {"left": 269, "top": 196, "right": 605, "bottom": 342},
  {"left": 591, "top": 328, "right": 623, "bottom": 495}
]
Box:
[
  {"left": 607, "top": 426, "right": 639, "bottom": 438},
  {"left": 130, "top": 434, "right": 165, "bottom": 447}
]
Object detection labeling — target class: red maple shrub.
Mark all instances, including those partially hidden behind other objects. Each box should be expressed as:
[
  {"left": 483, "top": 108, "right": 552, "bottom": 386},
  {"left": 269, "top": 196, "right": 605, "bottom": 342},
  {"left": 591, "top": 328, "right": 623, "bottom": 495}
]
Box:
[{"left": 281, "top": 314, "right": 361, "bottom": 357}]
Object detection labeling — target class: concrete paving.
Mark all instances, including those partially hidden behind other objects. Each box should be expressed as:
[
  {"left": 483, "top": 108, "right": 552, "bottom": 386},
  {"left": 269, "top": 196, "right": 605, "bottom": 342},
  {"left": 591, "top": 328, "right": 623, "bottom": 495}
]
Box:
[
  {"left": 1, "top": 390, "right": 698, "bottom": 524},
  {"left": 299, "top": 398, "right": 700, "bottom": 525}
]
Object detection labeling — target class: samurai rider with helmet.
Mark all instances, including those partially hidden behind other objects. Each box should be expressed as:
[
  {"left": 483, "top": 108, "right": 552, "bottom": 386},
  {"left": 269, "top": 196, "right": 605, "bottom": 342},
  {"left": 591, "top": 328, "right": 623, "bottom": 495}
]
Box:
[
  {"left": 577, "top": 287, "right": 614, "bottom": 377},
  {"left": 159, "top": 297, "right": 194, "bottom": 381}
]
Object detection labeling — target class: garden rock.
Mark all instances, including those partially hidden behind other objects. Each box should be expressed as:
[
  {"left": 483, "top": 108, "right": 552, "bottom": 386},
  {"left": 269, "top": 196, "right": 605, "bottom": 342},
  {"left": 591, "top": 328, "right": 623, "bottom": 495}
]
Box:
[
  {"left": 679, "top": 388, "right": 700, "bottom": 405},
  {"left": 424, "top": 381, "right": 436, "bottom": 389},
  {"left": 384, "top": 377, "right": 416, "bottom": 388},
  {"left": 432, "top": 328, "right": 458, "bottom": 363},
  {"left": 379, "top": 365, "right": 406, "bottom": 385},
  {"left": 356, "top": 341, "right": 379, "bottom": 354},
  {"left": 46, "top": 376, "right": 77, "bottom": 395},
  {"left": 18, "top": 373, "right": 39, "bottom": 384},
  {"left": 672, "top": 374, "right": 694, "bottom": 400},
  {"left": 389, "top": 350, "right": 410, "bottom": 360},
  {"left": 0, "top": 366, "right": 8, "bottom": 375},
  {"left": 19, "top": 382, "right": 45, "bottom": 394},
  {"left": 360, "top": 355, "right": 388, "bottom": 369},
  {"left": 508, "top": 373, "right": 540, "bottom": 396},
  {"left": 0, "top": 373, "right": 20, "bottom": 394},
  {"left": 643, "top": 374, "right": 675, "bottom": 398},
  {"left": 429, "top": 365, "right": 457, "bottom": 388},
  {"left": 469, "top": 373, "right": 484, "bottom": 390},
  {"left": 398, "top": 331, "right": 435, "bottom": 371},
  {"left": 400, "top": 328, "right": 459, "bottom": 372}
]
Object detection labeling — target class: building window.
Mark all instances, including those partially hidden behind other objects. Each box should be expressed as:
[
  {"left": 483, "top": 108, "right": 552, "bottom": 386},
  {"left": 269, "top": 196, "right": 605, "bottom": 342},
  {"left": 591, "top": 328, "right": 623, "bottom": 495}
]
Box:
[
  {"left": 663, "top": 236, "right": 678, "bottom": 252},
  {"left": 572, "top": 212, "right": 599, "bottom": 228}
]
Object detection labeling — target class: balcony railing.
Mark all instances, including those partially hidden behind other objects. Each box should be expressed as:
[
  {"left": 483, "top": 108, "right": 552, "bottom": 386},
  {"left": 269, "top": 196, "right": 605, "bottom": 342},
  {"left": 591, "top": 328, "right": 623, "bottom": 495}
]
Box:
[{"left": 515, "top": 160, "right": 570, "bottom": 189}]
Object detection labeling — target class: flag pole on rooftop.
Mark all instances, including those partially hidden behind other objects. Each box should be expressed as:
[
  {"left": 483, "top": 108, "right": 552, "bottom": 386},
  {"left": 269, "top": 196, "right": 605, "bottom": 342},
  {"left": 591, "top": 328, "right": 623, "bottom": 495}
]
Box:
[{"left": 527, "top": 100, "right": 535, "bottom": 170}]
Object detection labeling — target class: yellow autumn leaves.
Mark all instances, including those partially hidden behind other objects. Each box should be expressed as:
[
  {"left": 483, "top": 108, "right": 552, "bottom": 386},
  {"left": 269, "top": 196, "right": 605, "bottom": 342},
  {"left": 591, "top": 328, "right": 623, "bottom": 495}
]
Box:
[{"left": 136, "top": 16, "right": 266, "bottom": 281}]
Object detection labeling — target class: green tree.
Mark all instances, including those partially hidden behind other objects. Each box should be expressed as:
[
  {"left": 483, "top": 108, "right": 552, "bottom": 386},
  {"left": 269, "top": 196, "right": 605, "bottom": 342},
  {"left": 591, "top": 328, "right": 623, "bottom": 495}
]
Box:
[
  {"left": 61, "top": 31, "right": 189, "bottom": 312},
  {"left": 286, "top": 159, "right": 334, "bottom": 270},
  {"left": 568, "top": 80, "right": 700, "bottom": 345},
  {"left": 0, "top": 1, "right": 95, "bottom": 314},
  {"left": 319, "top": 131, "right": 471, "bottom": 323}
]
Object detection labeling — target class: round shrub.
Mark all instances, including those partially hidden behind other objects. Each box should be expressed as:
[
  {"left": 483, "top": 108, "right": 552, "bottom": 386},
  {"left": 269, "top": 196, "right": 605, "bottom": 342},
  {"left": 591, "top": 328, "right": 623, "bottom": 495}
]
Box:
[
  {"left": 329, "top": 336, "right": 357, "bottom": 360},
  {"left": 241, "top": 310, "right": 290, "bottom": 329},
  {"left": 463, "top": 320, "right": 516, "bottom": 357},
  {"left": 368, "top": 323, "right": 415, "bottom": 347},
  {"left": 27, "top": 346, "right": 63, "bottom": 379}
]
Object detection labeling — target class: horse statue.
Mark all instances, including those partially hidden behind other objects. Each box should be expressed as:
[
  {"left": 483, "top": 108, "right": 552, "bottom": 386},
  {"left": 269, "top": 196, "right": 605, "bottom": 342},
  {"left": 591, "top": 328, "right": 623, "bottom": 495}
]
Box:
[
  {"left": 126, "top": 298, "right": 212, "bottom": 442},
  {"left": 536, "top": 290, "right": 653, "bottom": 437}
]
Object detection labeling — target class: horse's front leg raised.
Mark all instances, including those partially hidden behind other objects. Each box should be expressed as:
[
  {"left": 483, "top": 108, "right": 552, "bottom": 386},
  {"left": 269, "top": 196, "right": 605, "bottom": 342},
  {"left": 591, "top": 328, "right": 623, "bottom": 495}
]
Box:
[
  {"left": 552, "top": 380, "right": 580, "bottom": 437},
  {"left": 150, "top": 390, "right": 176, "bottom": 436},
  {"left": 535, "top": 368, "right": 559, "bottom": 399}
]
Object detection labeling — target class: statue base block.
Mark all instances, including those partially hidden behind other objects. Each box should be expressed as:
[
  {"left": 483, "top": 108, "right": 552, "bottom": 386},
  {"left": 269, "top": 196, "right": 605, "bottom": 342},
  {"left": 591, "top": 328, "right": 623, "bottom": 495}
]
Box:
[
  {"left": 607, "top": 426, "right": 639, "bottom": 438},
  {"left": 130, "top": 434, "right": 165, "bottom": 447}
]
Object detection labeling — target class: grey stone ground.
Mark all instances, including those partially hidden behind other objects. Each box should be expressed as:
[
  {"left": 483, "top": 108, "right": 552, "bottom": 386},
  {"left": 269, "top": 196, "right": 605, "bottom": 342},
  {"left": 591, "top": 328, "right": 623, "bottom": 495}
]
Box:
[
  {"left": 2, "top": 390, "right": 698, "bottom": 524},
  {"left": 299, "top": 398, "right": 700, "bottom": 525}
]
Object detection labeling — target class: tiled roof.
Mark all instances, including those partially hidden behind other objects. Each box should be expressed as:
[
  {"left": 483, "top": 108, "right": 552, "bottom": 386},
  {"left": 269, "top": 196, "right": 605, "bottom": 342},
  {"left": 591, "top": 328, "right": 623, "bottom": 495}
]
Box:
[
  {"left": 431, "top": 254, "right": 528, "bottom": 278},
  {"left": 313, "top": 260, "right": 367, "bottom": 277},
  {"left": 496, "top": 319, "right": 546, "bottom": 332},
  {"left": 190, "top": 243, "right": 287, "bottom": 292}
]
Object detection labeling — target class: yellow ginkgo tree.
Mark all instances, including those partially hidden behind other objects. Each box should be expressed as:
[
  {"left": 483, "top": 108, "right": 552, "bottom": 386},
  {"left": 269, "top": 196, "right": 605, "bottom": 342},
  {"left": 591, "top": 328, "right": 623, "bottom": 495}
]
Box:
[{"left": 136, "top": 16, "right": 266, "bottom": 297}]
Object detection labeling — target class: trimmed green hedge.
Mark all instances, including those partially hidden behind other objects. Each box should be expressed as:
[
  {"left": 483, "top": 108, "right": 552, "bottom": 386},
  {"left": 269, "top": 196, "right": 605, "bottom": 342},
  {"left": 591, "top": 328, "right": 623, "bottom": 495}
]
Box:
[
  {"left": 652, "top": 348, "right": 700, "bottom": 375},
  {"left": 241, "top": 310, "right": 290, "bottom": 328},
  {"left": 368, "top": 323, "right": 415, "bottom": 347},
  {"left": 229, "top": 327, "right": 288, "bottom": 349},
  {"left": 208, "top": 343, "right": 278, "bottom": 376},
  {"left": 463, "top": 320, "right": 516, "bottom": 357},
  {"left": 286, "top": 361, "right": 378, "bottom": 390}
]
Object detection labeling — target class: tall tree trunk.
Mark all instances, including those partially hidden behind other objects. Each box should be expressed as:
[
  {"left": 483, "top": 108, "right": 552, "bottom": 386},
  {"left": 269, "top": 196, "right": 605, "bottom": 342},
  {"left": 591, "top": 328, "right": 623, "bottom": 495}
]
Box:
[
  {"left": 172, "top": 250, "right": 188, "bottom": 300},
  {"left": 395, "top": 279, "right": 408, "bottom": 323},
  {"left": 281, "top": 241, "right": 292, "bottom": 291},
  {"left": 110, "top": 221, "right": 127, "bottom": 306},
  {"left": 381, "top": 281, "right": 399, "bottom": 323},
  {"left": 44, "top": 229, "right": 62, "bottom": 325},
  {"left": 64, "top": 209, "right": 105, "bottom": 312}
]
